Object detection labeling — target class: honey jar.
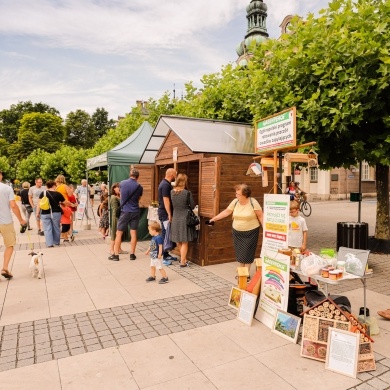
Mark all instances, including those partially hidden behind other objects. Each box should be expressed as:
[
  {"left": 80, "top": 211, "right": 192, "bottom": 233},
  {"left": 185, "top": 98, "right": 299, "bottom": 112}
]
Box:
[{"left": 321, "top": 268, "right": 329, "bottom": 278}]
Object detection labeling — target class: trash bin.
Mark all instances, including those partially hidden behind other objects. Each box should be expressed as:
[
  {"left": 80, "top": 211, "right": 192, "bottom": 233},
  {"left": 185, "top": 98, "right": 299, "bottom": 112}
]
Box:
[
  {"left": 337, "top": 222, "right": 369, "bottom": 250},
  {"left": 350, "top": 192, "right": 362, "bottom": 202}
]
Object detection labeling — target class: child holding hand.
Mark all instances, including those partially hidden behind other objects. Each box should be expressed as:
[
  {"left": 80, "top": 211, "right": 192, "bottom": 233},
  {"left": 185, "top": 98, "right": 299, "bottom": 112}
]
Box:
[
  {"left": 60, "top": 204, "right": 73, "bottom": 242},
  {"left": 145, "top": 222, "right": 168, "bottom": 284}
]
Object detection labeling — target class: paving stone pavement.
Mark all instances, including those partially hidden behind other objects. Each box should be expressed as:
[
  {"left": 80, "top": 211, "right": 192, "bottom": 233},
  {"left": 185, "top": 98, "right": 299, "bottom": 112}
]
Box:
[
  {"left": 0, "top": 199, "right": 390, "bottom": 389},
  {"left": 0, "top": 275, "right": 235, "bottom": 372}
]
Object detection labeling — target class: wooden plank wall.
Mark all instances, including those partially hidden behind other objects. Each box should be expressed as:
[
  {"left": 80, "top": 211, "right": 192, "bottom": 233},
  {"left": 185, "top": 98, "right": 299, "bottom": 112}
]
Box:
[
  {"left": 202, "top": 153, "right": 274, "bottom": 266},
  {"left": 155, "top": 131, "right": 194, "bottom": 164},
  {"left": 132, "top": 164, "right": 154, "bottom": 208}
]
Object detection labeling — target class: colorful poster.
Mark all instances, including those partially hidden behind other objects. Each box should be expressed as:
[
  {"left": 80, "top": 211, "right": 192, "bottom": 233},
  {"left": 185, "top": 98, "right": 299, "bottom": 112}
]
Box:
[
  {"left": 260, "top": 194, "right": 290, "bottom": 259},
  {"left": 255, "top": 253, "right": 290, "bottom": 328},
  {"left": 76, "top": 194, "right": 88, "bottom": 220}
]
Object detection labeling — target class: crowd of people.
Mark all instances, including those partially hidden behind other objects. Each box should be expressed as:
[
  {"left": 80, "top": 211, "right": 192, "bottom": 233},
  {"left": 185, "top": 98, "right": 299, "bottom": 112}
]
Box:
[{"left": 1, "top": 167, "right": 309, "bottom": 284}]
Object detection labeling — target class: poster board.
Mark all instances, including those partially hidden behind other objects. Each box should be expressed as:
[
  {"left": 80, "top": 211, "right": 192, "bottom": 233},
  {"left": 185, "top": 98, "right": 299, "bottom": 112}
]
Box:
[
  {"left": 228, "top": 287, "right": 242, "bottom": 310},
  {"left": 76, "top": 194, "right": 88, "bottom": 220},
  {"left": 255, "top": 107, "right": 296, "bottom": 153},
  {"left": 325, "top": 328, "right": 359, "bottom": 378},
  {"left": 237, "top": 291, "right": 257, "bottom": 326},
  {"left": 272, "top": 309, "right": 301, "bottom": 343},
  {"left": 260, "top": 194, "right": 290, "bottom": 259},
  {"left": 255, "top": 252, "right": 290, "bottom": 328}
]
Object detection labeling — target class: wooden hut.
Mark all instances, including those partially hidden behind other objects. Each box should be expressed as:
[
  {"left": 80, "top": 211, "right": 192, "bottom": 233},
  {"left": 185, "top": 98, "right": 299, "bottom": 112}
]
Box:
[{"left": 140, "top": 115, "right": 273, "bottom": 266}]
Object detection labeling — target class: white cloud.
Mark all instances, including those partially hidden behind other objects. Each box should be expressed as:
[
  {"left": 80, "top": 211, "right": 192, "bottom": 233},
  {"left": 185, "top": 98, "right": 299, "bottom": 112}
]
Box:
[
  {"left": 0, "top": 0, "right": 248, "bottom": 56},
  {"left": 0, "top": 0, "right": 331, "bottom": 118}
]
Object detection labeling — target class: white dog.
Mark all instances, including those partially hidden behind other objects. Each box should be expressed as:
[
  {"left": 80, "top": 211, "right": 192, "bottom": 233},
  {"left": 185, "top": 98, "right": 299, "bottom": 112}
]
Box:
[{"left": 29, "top": 252, "right": 44, "bottom": 279}]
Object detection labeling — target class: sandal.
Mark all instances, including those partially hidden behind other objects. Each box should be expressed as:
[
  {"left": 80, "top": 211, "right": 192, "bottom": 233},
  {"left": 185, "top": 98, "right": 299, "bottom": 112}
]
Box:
[
  {"left": 1, "top": 270, "right": 13, "bottom": 279},
  {"left": 378, "top": 309, "right": 390, "bottom": 320}
]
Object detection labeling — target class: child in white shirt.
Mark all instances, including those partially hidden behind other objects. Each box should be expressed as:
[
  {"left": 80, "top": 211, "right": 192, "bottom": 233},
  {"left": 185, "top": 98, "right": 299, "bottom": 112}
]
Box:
[{"left": 288, "top": 200, "right": 308, "bottom": 253}]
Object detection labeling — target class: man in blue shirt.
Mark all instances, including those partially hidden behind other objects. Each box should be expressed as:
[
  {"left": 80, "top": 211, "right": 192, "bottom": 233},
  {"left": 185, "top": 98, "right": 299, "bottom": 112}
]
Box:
[
  {"left": 158, "top": 168, "right": 177, "bottom": 265},
  {"left": 109, "top": 168, "right": 143, "bottom": 261}
]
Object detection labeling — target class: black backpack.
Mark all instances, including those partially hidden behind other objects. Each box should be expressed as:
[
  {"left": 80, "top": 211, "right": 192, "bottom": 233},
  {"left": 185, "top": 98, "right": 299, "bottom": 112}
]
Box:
[{"left": 305, "top": 290, "right": 351, "bottom": 313}]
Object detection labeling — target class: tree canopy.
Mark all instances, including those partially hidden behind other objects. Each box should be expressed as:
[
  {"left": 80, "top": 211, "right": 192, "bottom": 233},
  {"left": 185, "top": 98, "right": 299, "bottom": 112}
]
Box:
[
  {"left": 1, "top": 0, "right": 389, "bottom": 239},
  {"left": 65, "top": 109, "right": 96, "bottom": 149},
  {"left": 0, "top": 101, "right": 60, "bottom": 146}
]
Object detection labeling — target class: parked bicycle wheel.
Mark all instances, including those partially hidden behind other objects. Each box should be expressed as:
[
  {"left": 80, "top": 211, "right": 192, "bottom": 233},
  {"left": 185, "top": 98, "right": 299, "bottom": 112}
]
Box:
[{"left": 300, "top": 201, "right": 312, "bottom": 217}]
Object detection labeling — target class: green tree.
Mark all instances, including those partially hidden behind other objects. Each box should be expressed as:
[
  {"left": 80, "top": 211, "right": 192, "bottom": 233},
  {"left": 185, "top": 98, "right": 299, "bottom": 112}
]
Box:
[
  {"left": 40, "top": 145, "right": 82, "bottom": 182},
  {"left": 16, "top": 149, "right": 51, "bottom": 183},
  {"left": 9, "top": 113, "right": 64, "bottom": 163},
  {"left": 91, "top": 108, "right": 116, "bottom": 139},
  {"left": 65, "top": 110, "right": 96, "bottom": 148},
  {"left": 247, "top": 0, "right": 390, "bottom": 240},
  {"left": 0, "top": 101, "right": 60, "bottom": 146},
  {"left": 0, "top": 156, "right": 12, "bottom": 179},
  {"left": 66, "top": 148, "right": 88, "bottom": 183}
]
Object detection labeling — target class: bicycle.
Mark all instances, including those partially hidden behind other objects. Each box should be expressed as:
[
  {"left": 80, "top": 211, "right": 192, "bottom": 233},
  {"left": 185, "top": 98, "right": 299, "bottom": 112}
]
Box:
[{"left": 296, "top": 194, "right": 312, "bottom": 217}]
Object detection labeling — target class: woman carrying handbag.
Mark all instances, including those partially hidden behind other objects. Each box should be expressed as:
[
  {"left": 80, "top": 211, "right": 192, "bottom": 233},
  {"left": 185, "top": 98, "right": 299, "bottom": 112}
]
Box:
[{"left": 170, "top": 174, "right": 197, "bottom": 268}]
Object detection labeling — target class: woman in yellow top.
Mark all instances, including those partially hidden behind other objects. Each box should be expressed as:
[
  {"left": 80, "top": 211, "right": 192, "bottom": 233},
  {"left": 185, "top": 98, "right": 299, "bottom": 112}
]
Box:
[
  {"left": 55, "top": 175, "right": 71, "bottom": 201},
  {"left": 210, "top": 184, "right": 263, "bottom": 275}
]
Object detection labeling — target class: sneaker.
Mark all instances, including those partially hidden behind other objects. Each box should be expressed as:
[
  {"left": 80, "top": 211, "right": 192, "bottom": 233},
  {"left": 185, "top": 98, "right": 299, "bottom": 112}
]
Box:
[
  {"left": 129, "top": 254, "right": 136, "bottom": 261},
  {"left": 38, "top": 231, "right": 45, "bottom": 236},
  {"left": 108, "top": 254, "right": 119, "bottom": 261},
  {"left": 70, "top": 235, "right": 75, "bottom": 242},
  {"left": 164, "top": 255, "right": 177, "bottom": 261},
  {"left": 158, "top": 277, "right": 169, "bottom": 284},
  {"left": 162, "top": 260, "right": 172, "bottom": 266},
  {"left": 146, "top": 276, "right": 156, "bottom": 282},
  {"left": 180, "top": 263, "right": 190, "bottom": 268},
  {"left": 72, "top": 230, "right": 78, "bottom": 234}
]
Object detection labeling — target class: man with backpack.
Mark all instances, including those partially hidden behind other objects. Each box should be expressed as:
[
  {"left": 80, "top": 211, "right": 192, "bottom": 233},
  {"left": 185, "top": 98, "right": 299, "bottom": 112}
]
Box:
[{"left": 0, "top": 171, "right": 26, "bottom": 279}]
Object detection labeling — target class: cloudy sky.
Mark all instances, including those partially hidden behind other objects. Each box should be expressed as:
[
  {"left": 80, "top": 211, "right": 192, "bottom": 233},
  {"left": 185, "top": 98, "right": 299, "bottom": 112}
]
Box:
[{"left": 0, "top": 0, "right": 330, "bottom": 119}]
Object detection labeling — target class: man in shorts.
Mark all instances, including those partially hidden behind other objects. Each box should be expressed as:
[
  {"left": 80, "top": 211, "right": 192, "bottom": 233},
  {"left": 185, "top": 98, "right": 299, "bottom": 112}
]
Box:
[
  {"left": 109, "top": 168, "right": 143, "bottom": 261},
  {"left": 28, "top": 177, "right": 45, "bottom": 235},
  {"left": 0, "top": 171, "right": 26, "bottom": 279}
]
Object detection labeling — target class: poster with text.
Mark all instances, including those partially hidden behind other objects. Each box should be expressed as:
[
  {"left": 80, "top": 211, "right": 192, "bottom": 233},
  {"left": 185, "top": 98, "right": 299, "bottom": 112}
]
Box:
[
  {"left": 76, "top": 194, "right": 87, "bottom": 220},
  {"left": 255, "top": 252, "right": 290, "bottom": 328},
  {"left": 260, "top": 194, "right": 290, "bottom": 259}
]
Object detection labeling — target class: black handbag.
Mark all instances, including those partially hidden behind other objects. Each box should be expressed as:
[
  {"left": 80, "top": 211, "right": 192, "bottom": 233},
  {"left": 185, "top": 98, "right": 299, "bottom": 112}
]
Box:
[
  {"left": 186, "top": 191, "right": 199, "bottom": 227},
  {"left": 25, "top": 204, "right": 33, "bottom": 214}
]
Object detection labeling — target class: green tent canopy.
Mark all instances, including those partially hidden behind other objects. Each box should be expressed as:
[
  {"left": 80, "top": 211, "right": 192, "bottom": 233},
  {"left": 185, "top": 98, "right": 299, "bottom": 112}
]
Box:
[
  {"left": 86, "top": 121, "right": 154, "bottom": 241},
  {"left": 87, "top": 121, "right": 154, "bottom": 184}
]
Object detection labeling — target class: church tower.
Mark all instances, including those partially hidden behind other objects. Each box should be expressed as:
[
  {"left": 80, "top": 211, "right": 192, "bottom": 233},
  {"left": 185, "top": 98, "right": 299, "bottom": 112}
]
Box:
[{"left": 236, "top": 0, "right": 269, "bottom": 66}]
